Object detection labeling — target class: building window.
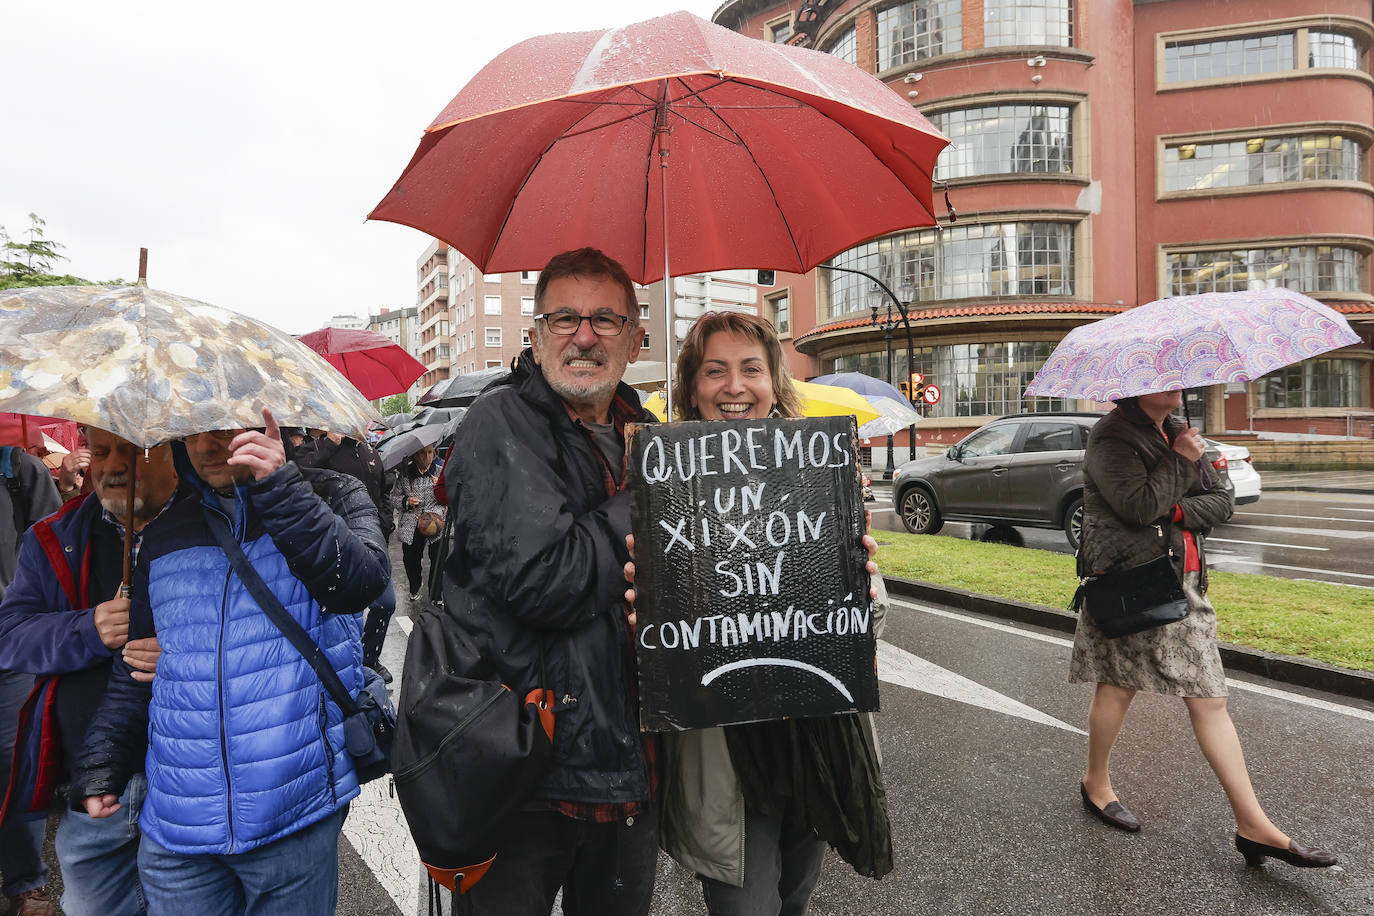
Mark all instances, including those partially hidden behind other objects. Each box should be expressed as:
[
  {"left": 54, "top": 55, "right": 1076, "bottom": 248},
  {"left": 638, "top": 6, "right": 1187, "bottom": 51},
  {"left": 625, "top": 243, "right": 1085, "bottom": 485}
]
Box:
[
  {"left": 521, "top": 297, "right": 535, "bottom": 315},
  {"left": 485, "top": 327, "right": 502, "bottom": 347},
  {"left": 484, "top": 295, "right": 502, "bottom": 315},
  {"left": 639, "top": 303, "right": 651, "bottom": 320},
  {"left": 834, "top": 341, "right": 1071, "bottom": 418},
  {"left": 520, "top": 270, "right": 539, "bottom": 283},
  {"left": 876, "top": 1, "right": 962, "bottom": 70},
  {"left": 983, "top": 0, "right": 1072, "bottom": 47},
  {"left": 828, "top": 221, "right": 1075, "bottom": 316},
  {"left": 1166, "top": 245, "right": 1365, "bottom": 295},
  {"left": 767, "top": 292, "right": 791, "bottom": 336},
  {"left": 643, "top": 334, "right": 651, "bottom": 349},
  {"left": 521, "top": 329, "right": 531, "bottom": 347},
  {"left": 824, "top": 26, "right": 857, "bottom": 64},
  {"left": 482, "top": 272, "right": 501, "bottom": 282},
  {"left": 470, "top": 330, "right": 475, "bottom": 347},
  {"left": 1164, "top": 134, "right": 1364, "bottom": 191},
  {"left": 766, "top": 15, "right": 792, "bottom": 44},
  {"left": 1164, "top": 32, "right": 1297, "bottom": 82},
  {"left": 931, "top": 104, "right": 1072, "bottom": 179},
  {"left": 1310, "top": 31, "right": 1361, "bottom": 69},
  {"left": 1258, "top": 359, "right": 1366, "bottom": 408},
  {"left": 486, "top": 359, "right": 503, "bottom": 369}
]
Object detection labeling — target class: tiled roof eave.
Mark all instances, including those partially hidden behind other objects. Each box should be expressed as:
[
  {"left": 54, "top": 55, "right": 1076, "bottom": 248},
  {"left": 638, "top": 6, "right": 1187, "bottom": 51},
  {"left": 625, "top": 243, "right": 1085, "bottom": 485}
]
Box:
[{"left": 796, "top": 302, "right": 1127, "bottom": 342}]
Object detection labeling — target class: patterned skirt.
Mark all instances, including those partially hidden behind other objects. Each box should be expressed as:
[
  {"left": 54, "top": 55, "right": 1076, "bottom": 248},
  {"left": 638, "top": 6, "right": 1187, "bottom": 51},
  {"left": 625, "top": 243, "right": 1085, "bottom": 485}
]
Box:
[{"left": 1069, "top": 570, "right": 1227, "bottom": 698}]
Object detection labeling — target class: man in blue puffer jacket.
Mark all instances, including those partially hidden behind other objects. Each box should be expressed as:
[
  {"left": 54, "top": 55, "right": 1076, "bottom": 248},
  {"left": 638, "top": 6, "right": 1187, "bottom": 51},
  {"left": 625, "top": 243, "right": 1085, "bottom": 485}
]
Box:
[{"left": 72, "top": 409, "right": 389, "bottom": 916}]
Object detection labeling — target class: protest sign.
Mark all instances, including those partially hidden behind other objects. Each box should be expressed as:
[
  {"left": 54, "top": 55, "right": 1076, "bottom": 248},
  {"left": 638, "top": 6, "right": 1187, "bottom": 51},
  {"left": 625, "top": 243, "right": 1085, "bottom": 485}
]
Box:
[{"left": 628, "top": 416, "right": 876, "bottom": 731}]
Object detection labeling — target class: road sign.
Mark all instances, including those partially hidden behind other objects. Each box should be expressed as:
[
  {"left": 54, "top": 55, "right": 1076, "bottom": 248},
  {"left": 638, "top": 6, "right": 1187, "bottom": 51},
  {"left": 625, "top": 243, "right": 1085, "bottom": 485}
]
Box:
[{"left": 922, "top": 384, "right": 941, "bottom": 405}]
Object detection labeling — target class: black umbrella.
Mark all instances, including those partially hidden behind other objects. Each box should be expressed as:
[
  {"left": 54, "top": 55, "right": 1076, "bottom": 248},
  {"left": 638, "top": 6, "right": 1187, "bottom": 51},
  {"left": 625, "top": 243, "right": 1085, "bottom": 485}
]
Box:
[
  {"left": 378, "top": 424, "right": 446, "bottom": 472},
  {"left": 415, "top": 366, "right": 510, "bottom": 408}
]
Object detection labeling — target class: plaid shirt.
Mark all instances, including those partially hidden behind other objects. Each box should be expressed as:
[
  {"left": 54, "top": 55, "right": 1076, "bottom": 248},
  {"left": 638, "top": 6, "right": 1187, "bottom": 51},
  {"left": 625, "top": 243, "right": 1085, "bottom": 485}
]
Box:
[
  {"left": 100, "top": 491, "right": 178, "bottom": 571},
  {"left": 551, "top": 390, "right": 660, "bottom": 824}
]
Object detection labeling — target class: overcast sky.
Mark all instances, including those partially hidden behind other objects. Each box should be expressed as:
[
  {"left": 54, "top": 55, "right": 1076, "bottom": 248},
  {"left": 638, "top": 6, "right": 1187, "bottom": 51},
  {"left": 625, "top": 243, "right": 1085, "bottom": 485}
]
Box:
[{"left": 2, "top": 1, "right": 717, "bottom": 334}]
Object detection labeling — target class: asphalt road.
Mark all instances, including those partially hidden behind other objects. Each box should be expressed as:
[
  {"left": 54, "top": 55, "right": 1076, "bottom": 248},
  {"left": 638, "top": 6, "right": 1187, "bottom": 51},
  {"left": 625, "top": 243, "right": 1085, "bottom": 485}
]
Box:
[
  {"left": 333, "top": 582, "right": 1373, "bottom": 916},
  {"left": 866, "top": 481, "right": 1374, "bottom": 591},
  {"left": 29, "top": 522, "right": 1373, "bottom": 916}
]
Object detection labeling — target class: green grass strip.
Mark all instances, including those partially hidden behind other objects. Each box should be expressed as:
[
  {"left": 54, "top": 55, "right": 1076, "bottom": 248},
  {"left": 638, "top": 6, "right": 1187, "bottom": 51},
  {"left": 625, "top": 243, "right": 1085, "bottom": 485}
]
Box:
[{"left": 873, "top": 530, "right": 1374, "bottom": 673}]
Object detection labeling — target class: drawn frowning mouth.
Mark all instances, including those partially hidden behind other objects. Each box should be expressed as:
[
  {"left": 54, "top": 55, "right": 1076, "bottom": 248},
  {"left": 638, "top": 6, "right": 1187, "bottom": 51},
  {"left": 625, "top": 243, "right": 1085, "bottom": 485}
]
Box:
[{"left": 700, "top": 658, "right": 854, "bottom": 703}]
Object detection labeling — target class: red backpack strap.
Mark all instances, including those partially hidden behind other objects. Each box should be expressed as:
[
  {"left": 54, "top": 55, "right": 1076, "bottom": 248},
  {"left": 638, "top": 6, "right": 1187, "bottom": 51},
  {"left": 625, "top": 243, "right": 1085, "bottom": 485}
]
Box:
[{"left": 0, "top": 676, "right": 62, "bottom": 824}]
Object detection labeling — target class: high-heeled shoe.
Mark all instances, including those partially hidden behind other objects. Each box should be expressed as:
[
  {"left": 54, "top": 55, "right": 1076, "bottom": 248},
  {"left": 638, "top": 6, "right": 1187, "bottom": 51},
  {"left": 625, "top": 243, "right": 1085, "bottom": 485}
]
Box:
[
  {"left": 1235, "top": 834, "right": 1338, "bottom": 868},
  {"left": 1080, "top": 782, "right": 1140, "bottom": 832}
]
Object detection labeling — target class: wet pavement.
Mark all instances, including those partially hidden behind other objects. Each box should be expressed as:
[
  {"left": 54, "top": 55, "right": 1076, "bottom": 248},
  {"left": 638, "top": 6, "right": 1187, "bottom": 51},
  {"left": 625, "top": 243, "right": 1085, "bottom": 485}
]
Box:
[{"left": 30, "top": 529, "right": 1373, "bottom": 916}]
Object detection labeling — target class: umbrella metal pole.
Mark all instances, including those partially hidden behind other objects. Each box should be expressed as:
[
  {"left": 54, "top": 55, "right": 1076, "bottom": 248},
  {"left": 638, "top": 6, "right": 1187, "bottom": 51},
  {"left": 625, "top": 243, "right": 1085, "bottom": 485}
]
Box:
[
  {"left": 657, "top": 81, "right": 675, "bottom": 420},
  {"left": 121, "top": 456, "right": 138, "bottom": 597}
]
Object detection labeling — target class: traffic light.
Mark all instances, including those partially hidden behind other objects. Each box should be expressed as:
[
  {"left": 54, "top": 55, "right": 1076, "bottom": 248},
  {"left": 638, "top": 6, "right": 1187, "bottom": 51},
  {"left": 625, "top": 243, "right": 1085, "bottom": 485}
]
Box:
[
  {"left": 898, "top": 380, "right": 910, "bottom": 399},
  {"left": 909, "top": 372, "right": 925, "bottom": 402}
]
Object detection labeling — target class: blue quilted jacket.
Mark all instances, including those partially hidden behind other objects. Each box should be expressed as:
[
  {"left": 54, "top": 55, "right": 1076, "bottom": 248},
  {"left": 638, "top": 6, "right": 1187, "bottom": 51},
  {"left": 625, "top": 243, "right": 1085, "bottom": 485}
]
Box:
[{"left": 73, "top": 452, "right": 389, "bottom": 855}]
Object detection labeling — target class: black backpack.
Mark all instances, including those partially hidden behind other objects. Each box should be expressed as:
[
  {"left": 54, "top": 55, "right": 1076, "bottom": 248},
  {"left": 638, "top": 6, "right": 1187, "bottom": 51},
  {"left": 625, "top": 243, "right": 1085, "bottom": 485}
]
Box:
[{"left": 391, "top": 596, "right": 554, "bottom": 896}]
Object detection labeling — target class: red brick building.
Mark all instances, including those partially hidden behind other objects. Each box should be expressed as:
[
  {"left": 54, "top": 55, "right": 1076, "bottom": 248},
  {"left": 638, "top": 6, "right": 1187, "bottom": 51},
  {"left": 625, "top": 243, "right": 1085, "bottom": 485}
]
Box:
[{"left": 713, "top": 0, "right": 1374, "bottom": 446}]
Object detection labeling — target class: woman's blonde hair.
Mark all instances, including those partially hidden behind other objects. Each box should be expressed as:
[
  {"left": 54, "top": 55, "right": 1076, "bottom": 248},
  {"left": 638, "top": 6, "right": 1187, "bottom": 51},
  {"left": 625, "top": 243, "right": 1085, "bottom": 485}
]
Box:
[{"left": 672, "top": 311, "right": 803, "bottom": 420}]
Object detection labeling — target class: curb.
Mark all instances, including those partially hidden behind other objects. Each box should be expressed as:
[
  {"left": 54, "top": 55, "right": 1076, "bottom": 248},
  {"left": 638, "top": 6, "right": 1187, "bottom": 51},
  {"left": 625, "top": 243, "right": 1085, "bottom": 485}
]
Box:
[
  {"left": 884, "top": 576, "right": 1374, "bottom": 705},
  {"left": 1263, "top": 485, "right": 1374, "bottom": 496}
]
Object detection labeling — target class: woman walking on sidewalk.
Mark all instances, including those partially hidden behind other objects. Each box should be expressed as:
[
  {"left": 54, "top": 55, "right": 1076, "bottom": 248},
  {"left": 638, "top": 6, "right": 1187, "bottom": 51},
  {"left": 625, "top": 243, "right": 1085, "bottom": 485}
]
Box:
[
  {"left": 1071, "top": 390, "right": 1337, "bottom": 869},
  {"left": 395, "top": 444, "right": 443, "bottom": 603}
]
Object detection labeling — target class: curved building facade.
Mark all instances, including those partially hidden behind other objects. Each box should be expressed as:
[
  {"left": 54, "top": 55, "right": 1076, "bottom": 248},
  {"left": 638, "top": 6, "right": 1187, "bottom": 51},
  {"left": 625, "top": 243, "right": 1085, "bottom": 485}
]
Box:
[{"left": 712, "top": 0, "right": 1374, "bottom": 446}]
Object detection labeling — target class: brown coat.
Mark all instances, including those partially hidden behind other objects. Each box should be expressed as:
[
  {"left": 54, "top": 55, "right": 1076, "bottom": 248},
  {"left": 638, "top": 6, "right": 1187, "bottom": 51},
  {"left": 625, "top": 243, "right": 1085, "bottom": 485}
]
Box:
[{"left": 1080, "top": 402, "right": 1233, "bottom": 590}]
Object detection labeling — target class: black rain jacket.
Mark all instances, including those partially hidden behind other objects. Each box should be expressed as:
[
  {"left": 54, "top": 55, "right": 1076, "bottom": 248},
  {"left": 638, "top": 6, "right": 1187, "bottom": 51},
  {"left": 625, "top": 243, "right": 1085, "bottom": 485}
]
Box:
[{"left": 441, "top": 352, "right": 654, "bottom": 804}]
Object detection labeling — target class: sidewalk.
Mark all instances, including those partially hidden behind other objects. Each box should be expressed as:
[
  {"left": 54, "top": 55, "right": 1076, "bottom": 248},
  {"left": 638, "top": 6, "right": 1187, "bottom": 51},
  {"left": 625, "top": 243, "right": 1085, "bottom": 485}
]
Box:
[{"left": 1259, "top": 469, "right": 1374, "bottom": 495}]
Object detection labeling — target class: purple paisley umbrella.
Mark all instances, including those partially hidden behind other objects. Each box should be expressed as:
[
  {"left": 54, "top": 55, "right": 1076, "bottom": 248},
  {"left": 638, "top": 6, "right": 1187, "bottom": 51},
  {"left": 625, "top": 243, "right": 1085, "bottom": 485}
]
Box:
[{"left": 1023, "top": 287, "right": 1360, "bottom": 402}]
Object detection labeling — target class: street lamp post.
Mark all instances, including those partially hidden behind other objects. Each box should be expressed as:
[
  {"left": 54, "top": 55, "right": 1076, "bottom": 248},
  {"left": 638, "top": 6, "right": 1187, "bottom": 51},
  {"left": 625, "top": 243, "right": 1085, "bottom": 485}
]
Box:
[
  {"left": 870, "top": 302, "right": 899, "bottom": 478},
  {"left": 819, "top": 264, "right": 918, "bottom": 477}
]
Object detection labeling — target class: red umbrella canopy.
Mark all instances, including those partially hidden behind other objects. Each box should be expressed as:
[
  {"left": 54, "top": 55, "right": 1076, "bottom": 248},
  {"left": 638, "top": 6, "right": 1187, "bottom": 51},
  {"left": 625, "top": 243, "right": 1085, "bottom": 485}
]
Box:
[
  {"left": 297, "top": 327, "right": 426, "bottom": 401},
  {"left": 369, "top": 10, "right": 949, "bottom": 284}
]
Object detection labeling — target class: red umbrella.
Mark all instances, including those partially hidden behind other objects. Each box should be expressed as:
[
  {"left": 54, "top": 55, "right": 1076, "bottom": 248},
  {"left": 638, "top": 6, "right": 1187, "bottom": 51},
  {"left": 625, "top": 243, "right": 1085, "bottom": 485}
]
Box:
[
  {"left": 297, "top": 327, "right": 426, "bottom": 401},
  {"left": 368, "top": 9, "right": 948, "bottom": 286}
]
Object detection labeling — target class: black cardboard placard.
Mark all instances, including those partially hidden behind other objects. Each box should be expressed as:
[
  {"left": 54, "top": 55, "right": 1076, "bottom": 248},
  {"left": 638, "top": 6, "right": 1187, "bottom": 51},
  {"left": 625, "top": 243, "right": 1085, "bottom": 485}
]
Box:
[{"left": 628, "top": 416, "right": 876, "bottom": 731}]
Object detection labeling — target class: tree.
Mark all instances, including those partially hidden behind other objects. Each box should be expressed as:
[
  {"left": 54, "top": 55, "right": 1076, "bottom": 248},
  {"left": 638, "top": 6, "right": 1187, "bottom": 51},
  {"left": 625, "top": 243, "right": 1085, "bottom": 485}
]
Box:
[
  {"left": 381, "top": 393, "right": 414, "bottom": 416},
  {"left": 0, "top": 213, "right": 124, "bottom": 290}
]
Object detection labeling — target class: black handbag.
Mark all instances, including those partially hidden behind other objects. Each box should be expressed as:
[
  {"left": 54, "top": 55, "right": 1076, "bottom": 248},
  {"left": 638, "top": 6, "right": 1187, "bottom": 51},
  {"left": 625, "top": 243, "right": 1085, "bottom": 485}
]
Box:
[
  {"left": 1075, "top": 520, "right": 1189, "bottom": 639},
  {"left": 205, "top": 509, "right": 395, "bottom": 784},
  {"left": 391, "top": 583, "right": 555, "bottom": 896}
]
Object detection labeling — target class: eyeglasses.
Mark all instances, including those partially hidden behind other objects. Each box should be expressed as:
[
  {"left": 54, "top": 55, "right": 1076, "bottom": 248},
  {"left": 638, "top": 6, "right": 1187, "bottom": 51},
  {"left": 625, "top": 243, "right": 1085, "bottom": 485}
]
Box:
[{"left": 533, "top": 311, "right": 630, "bottom": 337}]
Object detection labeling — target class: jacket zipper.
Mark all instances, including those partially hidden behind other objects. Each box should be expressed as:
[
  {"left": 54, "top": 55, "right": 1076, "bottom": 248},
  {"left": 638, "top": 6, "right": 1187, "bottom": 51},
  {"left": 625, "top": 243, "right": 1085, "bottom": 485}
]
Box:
[
  {"left": 218, "top": 565, "right": 236, "bottom": 852},
  {"left": 209, "top": 498, "right": 239, "bottom": 853}
]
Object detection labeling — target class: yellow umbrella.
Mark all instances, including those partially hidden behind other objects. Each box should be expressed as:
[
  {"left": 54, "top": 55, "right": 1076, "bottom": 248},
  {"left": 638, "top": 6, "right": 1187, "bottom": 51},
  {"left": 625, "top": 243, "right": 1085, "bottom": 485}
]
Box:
[{"left": 643, "top": 380, "right": 881, "bottom": 425}]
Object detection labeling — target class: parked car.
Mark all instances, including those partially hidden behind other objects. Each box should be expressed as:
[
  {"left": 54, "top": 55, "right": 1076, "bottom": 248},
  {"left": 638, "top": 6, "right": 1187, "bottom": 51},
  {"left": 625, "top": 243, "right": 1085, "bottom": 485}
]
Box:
[
  {"left": 1206, "top": 438, "right": 1261, "bottom": 504},
  {"left": 893, "top": 412, "right": 1231, "bottom": 548}
]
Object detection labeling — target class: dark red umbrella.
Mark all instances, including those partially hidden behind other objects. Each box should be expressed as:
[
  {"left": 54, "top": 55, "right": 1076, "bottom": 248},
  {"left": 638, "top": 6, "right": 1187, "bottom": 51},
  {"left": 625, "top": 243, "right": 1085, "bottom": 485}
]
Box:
[{"left": 298, "top": 327, "right": 426, "bottom": 401}]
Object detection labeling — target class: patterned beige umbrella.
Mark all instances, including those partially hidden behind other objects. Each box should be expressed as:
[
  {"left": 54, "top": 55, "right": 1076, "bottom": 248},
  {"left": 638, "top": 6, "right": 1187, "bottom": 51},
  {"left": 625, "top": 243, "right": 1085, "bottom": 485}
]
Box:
[{"left": 0, "top": 285, "right": 380, "bottom": 449}]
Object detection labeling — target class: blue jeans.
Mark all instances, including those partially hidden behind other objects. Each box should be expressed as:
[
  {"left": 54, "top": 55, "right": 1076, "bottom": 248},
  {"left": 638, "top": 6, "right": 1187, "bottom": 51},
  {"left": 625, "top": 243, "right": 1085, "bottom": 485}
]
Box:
[
  {"left": 137, "top": 806, "right": 346, "bottom": 916},
  {"left": 55, "top": 774, "right": 147, "bottom": 916},
  {"left": 0, "top": 668, "right": 46, "bottom": 899}
]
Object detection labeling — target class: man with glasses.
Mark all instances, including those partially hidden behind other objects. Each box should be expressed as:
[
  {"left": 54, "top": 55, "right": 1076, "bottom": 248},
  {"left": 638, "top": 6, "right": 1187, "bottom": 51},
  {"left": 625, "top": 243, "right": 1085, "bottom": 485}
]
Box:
[
  {"left": 72, "top": 411, "right": 388, "bottom": 916},
  {"left": 442, "top": 247, "right": 658, "bottom": 915}
]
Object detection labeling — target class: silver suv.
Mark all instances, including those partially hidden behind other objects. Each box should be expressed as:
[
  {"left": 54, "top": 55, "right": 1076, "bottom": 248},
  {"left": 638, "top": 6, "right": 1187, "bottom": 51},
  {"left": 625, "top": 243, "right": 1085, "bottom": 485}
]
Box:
[{"left": 893, "top": 412, "right": 1229, "bottom": 548}]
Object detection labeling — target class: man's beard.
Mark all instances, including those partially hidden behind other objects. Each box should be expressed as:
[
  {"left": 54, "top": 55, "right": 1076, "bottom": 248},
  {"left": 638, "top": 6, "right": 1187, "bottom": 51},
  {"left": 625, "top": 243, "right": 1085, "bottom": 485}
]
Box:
[
  {"left": 96, "top": 473, "right": 145, "bottom": 521},
  {"left": 542, "top": 342, "right": 622, "bottom": 404}
]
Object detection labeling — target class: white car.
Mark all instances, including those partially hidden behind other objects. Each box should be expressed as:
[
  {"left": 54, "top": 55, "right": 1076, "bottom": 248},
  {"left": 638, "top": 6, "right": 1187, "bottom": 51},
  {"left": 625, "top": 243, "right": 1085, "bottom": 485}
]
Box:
[{"left": 1206, "top": 438, "right": 1261, "bottom": 505}]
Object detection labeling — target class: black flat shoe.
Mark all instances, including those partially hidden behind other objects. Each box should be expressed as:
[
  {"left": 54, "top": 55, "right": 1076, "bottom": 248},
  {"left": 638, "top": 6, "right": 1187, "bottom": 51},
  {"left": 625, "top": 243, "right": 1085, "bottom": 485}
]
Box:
[
  {"left": 1235, "top": 834, "right": 1338, "bottom": 868},
  {"left": 1080, "top": 782, "right": 1141, "bottom": 832}
]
